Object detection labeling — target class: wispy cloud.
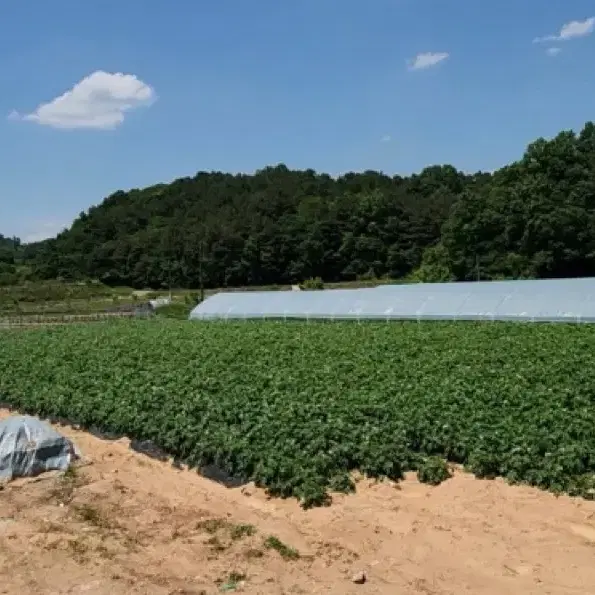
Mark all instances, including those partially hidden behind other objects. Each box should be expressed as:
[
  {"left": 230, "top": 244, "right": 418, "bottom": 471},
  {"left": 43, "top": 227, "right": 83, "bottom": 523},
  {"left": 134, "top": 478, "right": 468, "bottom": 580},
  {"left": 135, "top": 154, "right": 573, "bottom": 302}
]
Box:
[
  {"left": 408, "top": 52, "right": 449, "bottom": 71},
  {"left": 534, "top": 17, "right": 594, "bottom": 43},
  {"left": 546, "top": 47, "right": 562, "bottom": 56},
  {"left": 9, "top": 71, "right": 155, "bottom": 130},
  {"left": 380, "top": 135, "right": 391, "bottom": 142}
]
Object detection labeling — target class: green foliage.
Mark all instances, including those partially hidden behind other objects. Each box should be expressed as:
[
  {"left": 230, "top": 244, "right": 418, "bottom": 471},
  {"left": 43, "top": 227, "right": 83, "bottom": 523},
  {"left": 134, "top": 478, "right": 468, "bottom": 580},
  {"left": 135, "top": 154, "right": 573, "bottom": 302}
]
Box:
[
  {"left": 0, "top": 281, "right": 123, "bottom": 317},
  {"left": 154, "top": 303, "right": 193, "bottom": 319},
  {"left": 440, "top": 123, "right": 595, "bottom": 280},
  {"left": 0, "top": 281, "right": 112, "bottom": 305},
  {"left": 185, "top": 292, "right": 201, "bottom": 305},
  {"left": 0, "top": 235, "right": 20, "bottom": 266},
  {"left": 2, "top": 320, "right": 595, "bottom": 507},
  {"left": 5, "top": 122, "right": 595, "bottom": 289},
  {"left": 409, "top": 245, "right": 455, "bottom": 283},
  {"left": 299, "top": 277, "right": 324, "bottom": 290},
  {"left": 417, "top": 457, "right": 452, "bottom": 485},
  {"left": 16, "top": 164, "right": 466, "bottom": 288},
  {"left": 263, "top": 536, "right": 300, "bottom": 560},
  {"left": 0, "top": 264, "right": 18, "bottom": 287},
  {"left": 230, "top": 523, "right": 256, "bottom": 540}
]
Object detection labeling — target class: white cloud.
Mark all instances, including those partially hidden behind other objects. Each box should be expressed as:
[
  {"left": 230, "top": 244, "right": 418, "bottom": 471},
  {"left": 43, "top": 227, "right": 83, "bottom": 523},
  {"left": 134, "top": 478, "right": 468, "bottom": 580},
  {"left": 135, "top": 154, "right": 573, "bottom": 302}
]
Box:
[
  {"left": 408, "top": 52, "right": 449, "bottom": 71},
  {"left": 534, "top": 17, "right": 594, "bottom": 43},
  {"left": 546, "top": 47, "right": 562, "bottom": 56},
  {"left": 10, "top": 71, "right": 155, "bottom": 130},
  {"left": 380, "top": 135, "right": 391, "bottom": 142},
  {"left": 22, "top": 221, "right": 69, "bottom": 243}
]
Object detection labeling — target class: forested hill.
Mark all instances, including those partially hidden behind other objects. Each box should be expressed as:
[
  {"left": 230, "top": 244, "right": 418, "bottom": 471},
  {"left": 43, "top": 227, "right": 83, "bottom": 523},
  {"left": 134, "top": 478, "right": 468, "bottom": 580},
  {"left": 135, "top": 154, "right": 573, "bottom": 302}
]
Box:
[
  {"left": 0, "top": 235, "right": 22, "bottom": 268},
  {"left": 14, "top": 122, "right": 595, "bottom": 289}
]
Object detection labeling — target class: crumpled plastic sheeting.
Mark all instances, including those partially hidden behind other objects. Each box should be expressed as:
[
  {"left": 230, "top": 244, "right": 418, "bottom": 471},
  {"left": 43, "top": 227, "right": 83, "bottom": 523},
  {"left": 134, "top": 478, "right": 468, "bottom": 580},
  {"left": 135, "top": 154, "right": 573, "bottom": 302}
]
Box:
[{"left": 0, "top": 415, "right": 79, "bottom": 481}]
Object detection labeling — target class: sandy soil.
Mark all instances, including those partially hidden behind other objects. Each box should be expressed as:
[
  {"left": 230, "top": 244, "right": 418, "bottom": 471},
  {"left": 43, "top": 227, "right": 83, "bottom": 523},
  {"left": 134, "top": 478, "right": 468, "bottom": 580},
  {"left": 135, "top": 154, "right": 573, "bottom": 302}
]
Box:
[{"left": 1, "top": 410, "right": 595, "bottom": 594}]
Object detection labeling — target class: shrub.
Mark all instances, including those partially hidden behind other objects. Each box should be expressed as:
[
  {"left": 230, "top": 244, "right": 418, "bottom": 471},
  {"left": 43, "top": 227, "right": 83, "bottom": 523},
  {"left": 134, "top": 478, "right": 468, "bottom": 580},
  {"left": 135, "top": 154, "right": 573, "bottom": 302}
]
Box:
[{"left": 299, "top": 277, "right": 324, "bottom": 290}]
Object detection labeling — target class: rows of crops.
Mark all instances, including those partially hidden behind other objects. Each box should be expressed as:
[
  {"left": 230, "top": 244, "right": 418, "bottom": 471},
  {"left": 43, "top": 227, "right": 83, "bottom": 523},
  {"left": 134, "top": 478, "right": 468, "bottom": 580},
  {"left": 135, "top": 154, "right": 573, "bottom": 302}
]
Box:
[{"left": 1, "top": 320, "right": 594, "bottom": 506}]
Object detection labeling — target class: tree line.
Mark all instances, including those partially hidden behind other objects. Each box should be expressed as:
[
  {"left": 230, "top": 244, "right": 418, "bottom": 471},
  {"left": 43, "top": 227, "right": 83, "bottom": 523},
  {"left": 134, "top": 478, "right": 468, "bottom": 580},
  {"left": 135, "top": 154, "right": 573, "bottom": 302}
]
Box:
[
  {"left": 0, "top": 235, "right": 23, "bottom": 286},
  {"left": 4, "top": 121, "right": 595, "bottom": 289}
]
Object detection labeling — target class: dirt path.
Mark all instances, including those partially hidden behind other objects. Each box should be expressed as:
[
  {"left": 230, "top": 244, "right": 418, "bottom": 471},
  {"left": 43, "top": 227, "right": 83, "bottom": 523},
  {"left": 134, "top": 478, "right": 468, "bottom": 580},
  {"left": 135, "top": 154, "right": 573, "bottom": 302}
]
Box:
[{"left": 1, "top": 410, "right": 594, "bottom": 594}]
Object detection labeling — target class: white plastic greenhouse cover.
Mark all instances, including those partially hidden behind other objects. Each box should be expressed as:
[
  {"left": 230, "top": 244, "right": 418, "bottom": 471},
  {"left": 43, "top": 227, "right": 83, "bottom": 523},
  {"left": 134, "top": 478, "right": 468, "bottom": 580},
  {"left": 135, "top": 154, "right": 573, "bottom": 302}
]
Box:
[{"left": 188, "top": 278, "right": 595, "bottom": 323}]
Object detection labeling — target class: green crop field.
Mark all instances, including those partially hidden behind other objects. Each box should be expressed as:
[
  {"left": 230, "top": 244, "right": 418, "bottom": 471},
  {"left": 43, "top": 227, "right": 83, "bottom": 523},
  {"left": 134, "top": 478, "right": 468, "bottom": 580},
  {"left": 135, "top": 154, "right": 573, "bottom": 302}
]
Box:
[{"left": 1, "top": 319, "right": 594, "bottom": 506}]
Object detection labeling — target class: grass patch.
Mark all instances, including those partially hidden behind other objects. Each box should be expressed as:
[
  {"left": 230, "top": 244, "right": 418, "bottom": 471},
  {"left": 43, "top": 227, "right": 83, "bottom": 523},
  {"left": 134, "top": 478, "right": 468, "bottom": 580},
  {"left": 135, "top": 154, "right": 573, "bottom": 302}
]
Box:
[
  {"left": 196, "top": 518, "right": 256, "bottom": 542},
  {"left": 206, "top": 535, "right": 228, "bottom": 552},
  {"left": 230, "top": 523, "right": 256, "bottom": 540},
  {"left": 154, "top": 303, "right": 193, "bottom": 319},
  {"left": 217, "top": 571, "right": 247, "bottom": 592},
  {"left": 48, "top": 465, "right": 87, "bottom": 504},
  {"left": 196, "top": 517, "right": 229, "bottom": 533},
  {"left": 67, "top": 537, "right": 89, "bottom": 561},
  {"left": 244, "top": 548, "right": 264, "bottom": 559},
  {"left": 264, "top": 535, "right": 300, "bottom": 560},
  {"left": 72, "top": 503, "right": 112, "bottom": 529}
]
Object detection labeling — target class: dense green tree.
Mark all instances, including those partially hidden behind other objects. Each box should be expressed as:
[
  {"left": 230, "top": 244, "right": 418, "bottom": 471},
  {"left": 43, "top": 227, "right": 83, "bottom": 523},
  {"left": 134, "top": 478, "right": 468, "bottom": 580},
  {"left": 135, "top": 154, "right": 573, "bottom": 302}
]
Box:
[
  {"left": 6, "top": 121, "right": 595, "bottom": 288},
  {"left": 0, "top": 236, "right": 22, "bottom": 286},
  {"left": 19, "top": 165, "right": 463, "bottom": 288},
  {"left": 0, "top": 235, "right": 20, "bottom": 265},
  {"left": 438, "top": 123, "right": 595, "bottom": 280}
]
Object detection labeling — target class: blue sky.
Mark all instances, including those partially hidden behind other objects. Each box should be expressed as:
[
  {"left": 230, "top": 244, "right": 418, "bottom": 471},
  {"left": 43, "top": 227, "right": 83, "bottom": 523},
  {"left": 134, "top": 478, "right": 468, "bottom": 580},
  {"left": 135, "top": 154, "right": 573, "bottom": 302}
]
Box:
[{"left": 1, "top": 1, "right": 594, "bottom": 242}]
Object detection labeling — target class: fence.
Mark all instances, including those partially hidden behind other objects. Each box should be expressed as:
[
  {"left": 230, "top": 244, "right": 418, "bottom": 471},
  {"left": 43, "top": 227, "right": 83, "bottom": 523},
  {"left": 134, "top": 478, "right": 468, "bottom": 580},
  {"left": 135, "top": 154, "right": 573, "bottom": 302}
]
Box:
[{"left": 0, "top": 311, "right": 145, "bottom": 328}]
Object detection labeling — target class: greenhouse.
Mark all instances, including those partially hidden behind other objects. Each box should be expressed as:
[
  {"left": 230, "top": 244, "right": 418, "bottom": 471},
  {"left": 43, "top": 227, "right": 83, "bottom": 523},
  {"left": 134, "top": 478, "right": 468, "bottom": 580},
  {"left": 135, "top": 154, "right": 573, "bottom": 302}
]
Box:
[{"left": 188, "top": 277, "right": 595, "bottom": 323}]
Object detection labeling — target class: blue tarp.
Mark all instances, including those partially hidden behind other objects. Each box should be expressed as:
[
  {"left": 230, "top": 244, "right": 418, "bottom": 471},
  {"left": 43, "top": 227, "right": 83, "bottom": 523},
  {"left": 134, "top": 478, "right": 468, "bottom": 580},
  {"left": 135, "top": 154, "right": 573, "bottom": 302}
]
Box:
[
  {"left": 0, "top": 416, "right": 78, "bottom": 481},
  {"left": 189, "top": 278, "right": 595, "bottom": 323}
]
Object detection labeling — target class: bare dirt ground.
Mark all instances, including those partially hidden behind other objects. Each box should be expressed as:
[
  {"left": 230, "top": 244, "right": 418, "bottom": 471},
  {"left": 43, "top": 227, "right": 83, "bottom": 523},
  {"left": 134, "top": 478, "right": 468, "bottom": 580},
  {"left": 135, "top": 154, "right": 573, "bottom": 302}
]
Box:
[{"left": 1, "top": 411, "right": 595, "bottom": 595}]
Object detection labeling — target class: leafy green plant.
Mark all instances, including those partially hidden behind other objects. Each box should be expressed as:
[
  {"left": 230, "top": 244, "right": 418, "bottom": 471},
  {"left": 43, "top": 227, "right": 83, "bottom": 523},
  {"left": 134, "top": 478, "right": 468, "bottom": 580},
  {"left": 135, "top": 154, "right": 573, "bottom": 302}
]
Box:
[
  {"left": 417, "top": 457, "right": 452, "bottom": 485},
  {"left": 299, "top": 277, "right": 324, "bottom": 290},
  {"left": 2, "top": 319, "right": 595, "bottom": 507}
]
